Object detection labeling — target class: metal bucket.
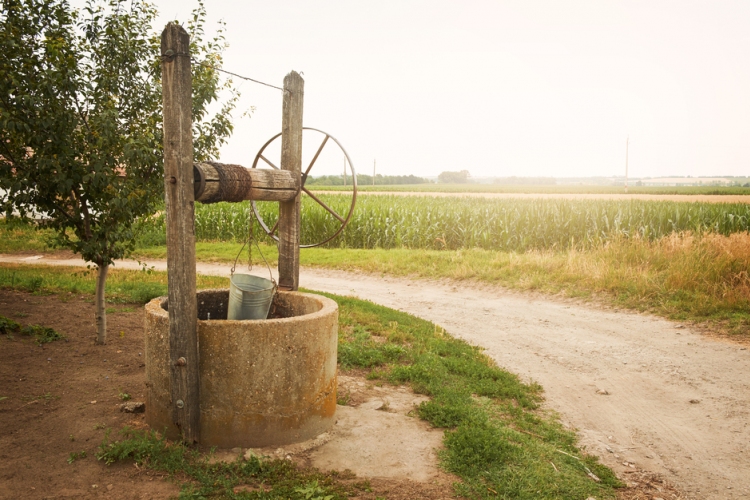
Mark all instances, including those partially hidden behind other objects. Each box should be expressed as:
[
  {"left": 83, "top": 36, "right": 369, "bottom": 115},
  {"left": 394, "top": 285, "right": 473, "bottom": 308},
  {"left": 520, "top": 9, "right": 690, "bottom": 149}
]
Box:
[{"left": 227, "top": 274, "right": 276, "bottom": 320}]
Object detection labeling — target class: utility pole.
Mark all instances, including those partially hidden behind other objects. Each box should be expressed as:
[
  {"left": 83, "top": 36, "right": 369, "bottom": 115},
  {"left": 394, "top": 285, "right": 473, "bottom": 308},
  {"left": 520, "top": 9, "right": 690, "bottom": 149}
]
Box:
[
  {"left": 373, "top": 159, "right": 376, "bottom": 186},
  {"left": 625, "top": 135, "right": 629, "bottom": 193}
]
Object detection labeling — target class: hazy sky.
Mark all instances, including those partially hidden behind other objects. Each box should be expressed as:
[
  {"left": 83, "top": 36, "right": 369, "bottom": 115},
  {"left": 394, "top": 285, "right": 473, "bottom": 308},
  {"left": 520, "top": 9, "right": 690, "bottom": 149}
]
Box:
[{"left": 78, "top": 0, "right": 750, "bottom": 179}]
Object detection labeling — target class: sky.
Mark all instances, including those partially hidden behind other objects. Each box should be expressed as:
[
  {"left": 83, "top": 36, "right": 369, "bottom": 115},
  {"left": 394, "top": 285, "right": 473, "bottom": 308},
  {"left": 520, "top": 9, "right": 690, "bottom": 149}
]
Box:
[{"left": 78, "top": 0, "right": 750, "bottom": 179}]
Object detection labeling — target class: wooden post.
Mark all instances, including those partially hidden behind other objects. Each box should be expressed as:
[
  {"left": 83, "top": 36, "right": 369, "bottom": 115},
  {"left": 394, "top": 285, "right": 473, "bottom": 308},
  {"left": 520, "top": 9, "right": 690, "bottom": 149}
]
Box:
[
  {"left": 161, "top": 23, "right": 200, "bottom": 444},
  {"left": 278, "top": 71, "right": 304, "bottom": 290}
]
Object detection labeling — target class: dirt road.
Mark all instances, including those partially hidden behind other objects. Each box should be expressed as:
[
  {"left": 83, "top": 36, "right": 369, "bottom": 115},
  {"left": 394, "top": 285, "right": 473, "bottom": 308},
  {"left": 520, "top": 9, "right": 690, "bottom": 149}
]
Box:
[{"left": 2, "top": 254, "right": 749, "bottom": 499}]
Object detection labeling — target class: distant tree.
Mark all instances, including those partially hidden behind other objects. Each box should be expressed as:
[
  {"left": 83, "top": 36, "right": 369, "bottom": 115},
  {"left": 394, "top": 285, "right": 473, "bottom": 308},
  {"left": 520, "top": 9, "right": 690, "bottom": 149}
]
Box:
[
  {"left": 0, "top": 0, "right": 237, "bottom": 344},
  {"left": 438, "top": 170, "right": 470, "bottom": 184}
]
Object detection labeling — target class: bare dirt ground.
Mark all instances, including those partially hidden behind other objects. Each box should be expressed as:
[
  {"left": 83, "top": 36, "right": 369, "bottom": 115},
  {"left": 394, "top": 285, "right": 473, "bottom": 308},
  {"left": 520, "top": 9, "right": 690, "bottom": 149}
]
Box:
[
  {"left": 2, "top": 253, "right": 749, "bottom": 499},
  {"left": 0, "top": 289, "right": 181, "bottom": 500},
  {"left": 317, "top": 191, "right": 750, "bottom": 204}
]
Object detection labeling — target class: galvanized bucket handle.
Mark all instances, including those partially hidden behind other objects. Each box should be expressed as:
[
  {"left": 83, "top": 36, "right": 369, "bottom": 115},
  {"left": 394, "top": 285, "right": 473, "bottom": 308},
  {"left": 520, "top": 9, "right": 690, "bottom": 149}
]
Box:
[{"left": 230, "top": 238, "right": 277, "bottom": 291}]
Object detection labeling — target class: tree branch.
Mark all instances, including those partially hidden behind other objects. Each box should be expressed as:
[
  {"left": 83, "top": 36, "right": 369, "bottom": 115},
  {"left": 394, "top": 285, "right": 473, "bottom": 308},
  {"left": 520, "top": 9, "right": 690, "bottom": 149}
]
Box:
[
  {"left": 77, "top": 189, "right": 94, "bottom": 241},
  {"left": 73, "top": 96, "right": 93, "bottom": 136},
  {"left": 0, "top": 140, "right": 20, "bottom": 170}
]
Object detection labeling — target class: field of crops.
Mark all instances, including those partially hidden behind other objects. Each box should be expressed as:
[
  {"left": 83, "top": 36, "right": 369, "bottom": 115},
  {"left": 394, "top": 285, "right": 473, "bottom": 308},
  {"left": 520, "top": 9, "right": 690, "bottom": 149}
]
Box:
[
  {"left": 138, "top": 195, "right": 750, "bottom": 251},
  {"left": 311, "top": 183, "right": 750, "bottom": 196}
]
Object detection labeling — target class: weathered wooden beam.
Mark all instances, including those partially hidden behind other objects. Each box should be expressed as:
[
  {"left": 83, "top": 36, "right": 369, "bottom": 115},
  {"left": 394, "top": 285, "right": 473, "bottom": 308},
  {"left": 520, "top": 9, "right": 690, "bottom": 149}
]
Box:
[
  {"left": 161, "top": 23, "right": 200, "bottom": 445},
  {"left": 193, "top": 162, "right": 298, "bottom": 203},
  {"left": 278, "top": 72, "right": 304, "bottom": 291}
]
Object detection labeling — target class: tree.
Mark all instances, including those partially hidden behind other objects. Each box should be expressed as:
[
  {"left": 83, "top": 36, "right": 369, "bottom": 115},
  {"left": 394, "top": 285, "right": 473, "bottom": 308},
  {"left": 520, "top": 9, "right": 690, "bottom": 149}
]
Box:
[
  {"left": 0, "top": 0, "right": 237, "bottom": 344},
  {"left": 438, "top": 170, "right": 470, "bottom": 184}
]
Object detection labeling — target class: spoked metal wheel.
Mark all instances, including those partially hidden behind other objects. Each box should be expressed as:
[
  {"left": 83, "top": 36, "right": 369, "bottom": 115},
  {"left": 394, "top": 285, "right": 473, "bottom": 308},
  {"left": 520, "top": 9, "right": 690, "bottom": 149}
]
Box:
[{"left": 251, "top": 127, "right": 357, "bottom": 248}]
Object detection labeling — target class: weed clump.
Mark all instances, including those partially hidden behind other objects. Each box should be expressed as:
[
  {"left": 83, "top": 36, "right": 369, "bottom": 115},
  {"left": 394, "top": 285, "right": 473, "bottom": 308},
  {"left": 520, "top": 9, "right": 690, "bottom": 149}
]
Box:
[{"left": 0, "top": 315, "right": 64, "bottom": 344}]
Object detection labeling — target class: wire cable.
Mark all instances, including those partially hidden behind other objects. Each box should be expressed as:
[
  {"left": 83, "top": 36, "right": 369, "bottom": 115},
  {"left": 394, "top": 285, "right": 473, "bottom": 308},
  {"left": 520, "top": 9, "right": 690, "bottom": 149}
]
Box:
[{"left": 192, "top": 59, "right": 285, "bottom": 93}]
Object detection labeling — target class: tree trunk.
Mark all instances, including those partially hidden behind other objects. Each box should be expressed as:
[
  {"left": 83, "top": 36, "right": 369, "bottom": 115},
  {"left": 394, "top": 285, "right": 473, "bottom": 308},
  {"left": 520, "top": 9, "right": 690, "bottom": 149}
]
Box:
[{"left": 95, "top": 263, "right": 109, "bottom": 345}]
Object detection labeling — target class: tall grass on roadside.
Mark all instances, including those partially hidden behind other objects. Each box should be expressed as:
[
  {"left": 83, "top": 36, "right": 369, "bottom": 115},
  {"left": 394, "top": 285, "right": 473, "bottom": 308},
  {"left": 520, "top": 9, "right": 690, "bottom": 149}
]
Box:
[
  {"left": 301, "top": 231, "right": 750, "bottom": 335},
  {"left": 135, "top": 197, "right": 750, "bottom": 252},
  {"left": 566, "top": 232, "right": 750, "bottom": 330}
]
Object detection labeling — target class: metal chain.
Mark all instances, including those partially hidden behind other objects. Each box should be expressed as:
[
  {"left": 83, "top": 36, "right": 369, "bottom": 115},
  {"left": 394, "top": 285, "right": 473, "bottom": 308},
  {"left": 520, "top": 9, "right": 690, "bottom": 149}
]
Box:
[
  {"left": 247, "top": 212, "right": 254, "bottom": 272},
  {"left": 230, "top": 211, "right": 276, "bottom": 288}
]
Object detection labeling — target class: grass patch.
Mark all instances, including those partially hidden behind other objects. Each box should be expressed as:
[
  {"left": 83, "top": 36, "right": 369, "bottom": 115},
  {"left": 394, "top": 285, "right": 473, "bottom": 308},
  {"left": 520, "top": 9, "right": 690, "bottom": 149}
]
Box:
[
  {"left": 67, "top": 450, "right": 87, "bottom": 464},
  {"left": 97, "top": 427, "right": 355, "bottom": 499},
  {"left": 0, "top": 264, "right": 226, "bottom": 304},
  {"left": 0, "top": 219, "right": 53, "bottom": 253},
  {"left": 22, "top": 392, "right": 58, "bottom": 403},
  {"left": 0, "top": 314, "right": 64, "bottom": 344},
  {"left": 324, "top": 291, "right": 620, "bottom": 499},
  {"left": 134, "top": 240, "right": 280, "bottom": 266}
]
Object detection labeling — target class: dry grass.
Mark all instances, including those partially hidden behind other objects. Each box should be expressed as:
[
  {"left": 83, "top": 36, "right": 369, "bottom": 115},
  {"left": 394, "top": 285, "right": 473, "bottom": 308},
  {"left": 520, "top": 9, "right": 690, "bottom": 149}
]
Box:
[
  {"left": 302, "top": 232, "right": 750, "bottom": 337},
  {"left": 562, "top": 233, "right": 750, "bottom": 328}
]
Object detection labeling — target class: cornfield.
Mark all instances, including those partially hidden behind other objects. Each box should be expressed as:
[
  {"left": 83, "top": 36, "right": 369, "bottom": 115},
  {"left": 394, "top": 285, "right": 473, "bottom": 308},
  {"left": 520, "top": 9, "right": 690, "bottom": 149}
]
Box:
[{"left": 138, "top": 195, "right": 750, "bottom": 252}]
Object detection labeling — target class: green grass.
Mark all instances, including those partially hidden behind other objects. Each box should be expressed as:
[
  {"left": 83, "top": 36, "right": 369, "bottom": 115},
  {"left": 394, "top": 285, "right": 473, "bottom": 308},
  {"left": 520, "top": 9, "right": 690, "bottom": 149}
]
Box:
[
  {"left": 97, "top": 428, "right": 355, "bottom": 499},
  {"left": 329, "top": 293, "right": 619, "bottom": 498},
  {"left": 133, "top": 240, "right": 280, "bottom": 266},
  {"left": 0, "top": 314, "right": 64, "bottom": 344},
  {"left": 0, "top": 220, "right": 54, "bottom": 254},
  {"left": 0, "top": 264, "right": 227, "bottom": 304}
]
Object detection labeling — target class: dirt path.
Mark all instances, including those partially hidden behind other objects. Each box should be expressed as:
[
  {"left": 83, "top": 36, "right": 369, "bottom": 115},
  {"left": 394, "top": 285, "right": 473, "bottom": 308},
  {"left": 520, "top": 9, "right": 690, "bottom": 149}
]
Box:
[{"left": 2, "top": 254, "right": 749, "bottom": 499}]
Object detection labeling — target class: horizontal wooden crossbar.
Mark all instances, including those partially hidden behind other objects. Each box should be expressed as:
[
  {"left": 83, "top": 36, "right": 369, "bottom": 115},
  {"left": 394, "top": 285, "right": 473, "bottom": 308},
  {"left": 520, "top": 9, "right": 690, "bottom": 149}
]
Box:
[{"left": 193, "top": 162, "right": 298, "bottom": 203}]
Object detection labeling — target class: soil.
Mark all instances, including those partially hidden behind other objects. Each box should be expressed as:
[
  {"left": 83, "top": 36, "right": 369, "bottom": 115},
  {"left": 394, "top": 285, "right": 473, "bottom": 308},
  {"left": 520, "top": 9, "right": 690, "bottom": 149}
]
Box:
[
  {"left": 316, "top": 191, "right": 750, "bottom": 204},
  {"left": 0, "top": 289, "right": 180, "bottom": 500},
  {"left": 3, "top": 253, "right": 747, "bottom": 499}
]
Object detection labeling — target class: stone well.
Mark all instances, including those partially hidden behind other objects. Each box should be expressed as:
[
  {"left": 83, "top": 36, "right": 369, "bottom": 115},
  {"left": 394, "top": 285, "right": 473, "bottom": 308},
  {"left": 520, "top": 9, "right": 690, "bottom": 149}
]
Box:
[{"left": 144, "top": 289, "right": 338, "bottom": 448}]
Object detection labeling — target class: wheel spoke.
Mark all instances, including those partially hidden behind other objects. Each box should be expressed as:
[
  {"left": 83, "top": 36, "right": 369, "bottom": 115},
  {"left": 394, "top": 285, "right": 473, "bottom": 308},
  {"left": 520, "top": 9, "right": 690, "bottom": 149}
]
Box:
[
  {"left": 269, "top": 219, "right": 279, "bottom": 235},
  {"left": 259, "top": 154, "right": 280, "bottom": 170},
  {"left": 304, "top": 135, "right": 330, "bottom": 177},
  {"left": 302, "top": 187, "right": 345, "bottom": 223}
]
